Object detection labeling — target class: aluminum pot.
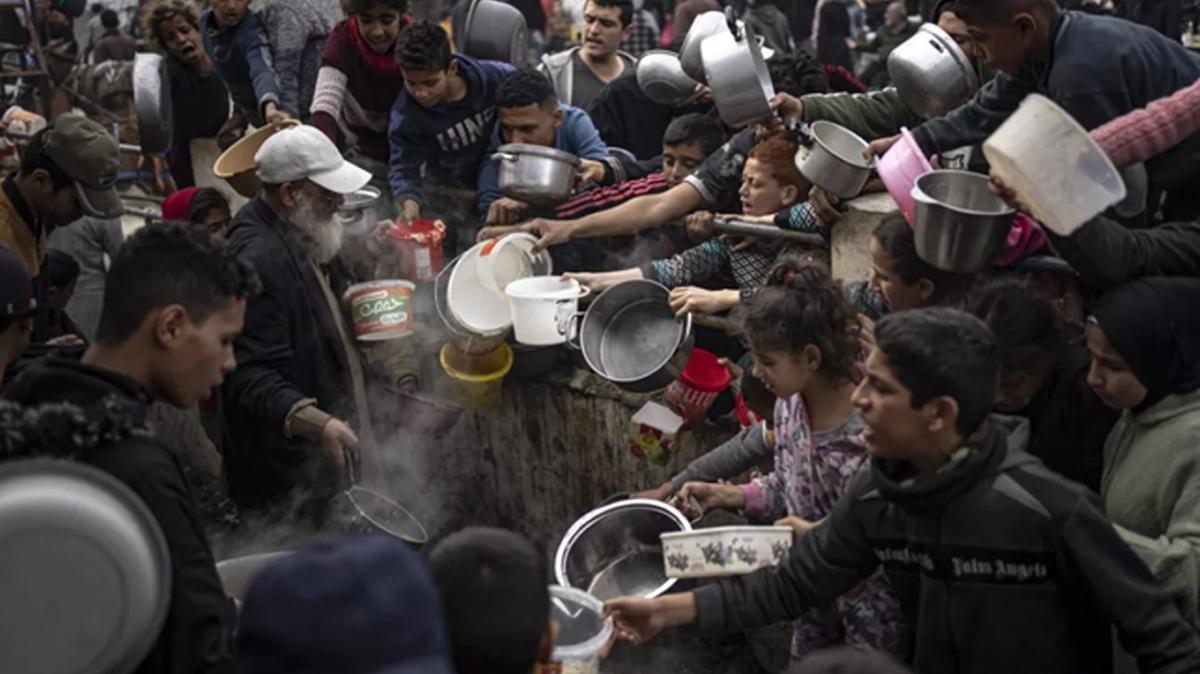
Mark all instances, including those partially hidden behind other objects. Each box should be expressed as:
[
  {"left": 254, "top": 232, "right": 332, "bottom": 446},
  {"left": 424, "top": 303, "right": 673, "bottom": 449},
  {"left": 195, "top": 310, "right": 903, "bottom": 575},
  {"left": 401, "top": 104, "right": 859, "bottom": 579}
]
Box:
[
  {"left": 798, "top": 121, "right": 877, "bottom": 199},
  {"left": 460, "top": 0, "right": 530, "bottom": 67},
  {"left": 555, "top": 499, "right": 692, "bottom": 601},
  {"left": 636, "top": 50, "right": 700, "bottom": 106},
  {"left": 888, "top": 23, "right": 979, "bottom": 119},
  {"left": 493, "top": 144, "right": 580, "bottom": 206},
  {"left": 569, "top": 279, "right": 694, "bottom": 393},
  {"left": 0, "top": 459, "right": 171, "bottom": 674},
  {"left": 335, "top": 185, "right": 381, "bottom": 236},
  {"left": 700, "top": 22, "right": 775, "bottom": 128},
  {"left": 679, "top": 11, "right": 730, "bottom": 82},
  {"left": 911, "top": 170, "right": 1015, "bottom": 273},
  {"left": 133, "top": 52, "right": 172, "bottom": 154}
]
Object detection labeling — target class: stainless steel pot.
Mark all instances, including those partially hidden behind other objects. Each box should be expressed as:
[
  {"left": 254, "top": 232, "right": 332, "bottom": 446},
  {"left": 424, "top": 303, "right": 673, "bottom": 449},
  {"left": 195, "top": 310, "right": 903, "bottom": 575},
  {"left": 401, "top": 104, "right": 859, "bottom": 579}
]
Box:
[
  {"left": 335, "top": 185, "right": 381, "bottom": 236},
  {"left": 798, "top": 121, "right": 877, "bottom": 199},
  {"left": 700, "top": 21, "right": 775, "bottom": 128},
  {"left": 216, "top": 551, "right": 292, "bottom": 600},
  {"left": 636, "top": 50, "right": 700, "bottom": 106},
  {"left": 493, "top": 144, "right": 580, "bottom": 206},
  {"left": 713, "top": 217, "right": 826, "bottom": 245},
  {"left": 888, "top": 23, "right": 979, "bottom": 119},
  {"left": 554, "top": 499, "right": 692, "bottom": 601},
  {"left": 571, "top": 279, "right": 694, "bottom": 393},
  {"left": 133, "top": 52, "right": 172, "bottom": 155},
  {"left": 460, "top": 0, "right": 530, "bottom": 66},
  {"left": 0, "top": 459, "right": 171, "bottom": 674},
  {"left": 911, "top": 170, "right": 1014, "bottom": 273},
  {"left": 679, "top": 11, "right": 730, "bottom": 82}
]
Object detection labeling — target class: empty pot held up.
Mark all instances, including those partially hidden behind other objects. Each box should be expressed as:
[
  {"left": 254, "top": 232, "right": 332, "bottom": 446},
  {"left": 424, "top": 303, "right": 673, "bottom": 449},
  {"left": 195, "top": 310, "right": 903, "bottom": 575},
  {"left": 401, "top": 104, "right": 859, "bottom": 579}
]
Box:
[
  {"left": 700, "top": 22, "right": 775, "bottom": 128},
  {"left": 911, "top": 170, "right": 1015, "bottom": 273},
  {"left": 797, "top": 121, "right": 877, "bottom": 199},
  {"left": 888, "top": 23, "right": 980, "bottom": 119},
  {"left": 493, "top": 144, "right": 580, "bottom": 206}
]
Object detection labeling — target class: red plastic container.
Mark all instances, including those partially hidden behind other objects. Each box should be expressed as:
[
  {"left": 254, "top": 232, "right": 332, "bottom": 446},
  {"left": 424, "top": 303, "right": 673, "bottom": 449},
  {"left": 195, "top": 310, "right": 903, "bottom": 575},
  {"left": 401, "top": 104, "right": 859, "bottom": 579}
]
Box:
[
  {"left": 664, "top": 349, "right": 732, "bottom": 421},
  {"left": 388, "top": 219, "right": 447, "bottom": 283}
]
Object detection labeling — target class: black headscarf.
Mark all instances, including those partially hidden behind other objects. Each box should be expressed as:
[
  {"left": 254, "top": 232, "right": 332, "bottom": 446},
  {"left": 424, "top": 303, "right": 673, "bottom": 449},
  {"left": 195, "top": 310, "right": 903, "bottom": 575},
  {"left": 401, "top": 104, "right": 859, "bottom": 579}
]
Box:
[{"left": 1091, "top": 277, "right": 1200, "bottom": 411}]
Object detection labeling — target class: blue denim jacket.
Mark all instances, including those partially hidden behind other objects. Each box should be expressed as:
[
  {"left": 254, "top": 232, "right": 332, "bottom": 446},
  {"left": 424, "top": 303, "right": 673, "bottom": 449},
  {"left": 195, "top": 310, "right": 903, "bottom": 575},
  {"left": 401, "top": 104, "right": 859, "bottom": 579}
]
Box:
[{"left": 201, "top": 8, "right": 281, "bottom": 127}]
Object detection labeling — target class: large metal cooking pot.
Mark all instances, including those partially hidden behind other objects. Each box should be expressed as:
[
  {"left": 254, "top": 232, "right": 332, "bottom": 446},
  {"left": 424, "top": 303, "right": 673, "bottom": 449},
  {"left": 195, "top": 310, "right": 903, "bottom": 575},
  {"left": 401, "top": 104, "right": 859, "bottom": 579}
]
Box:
[
  {"left": 700, "top": 21, "right": 775, "bottom": 128},
  {"left": 335, "top": 185, "right": 381, "bottom": 236},
  {"left": 493, "top": 144, "right": 580, "bottom": 206},
  {"left": 572, "top": 279, "right": 694, "bottom": 393},
  {"left": 637, "top": 50, "right": 700, "bottom": 106},
  {"left": 216, "top": 551, "right": 292, "bottom": 600},
  {"left": 911, "top": 170, "right": 1014, "bottom": 273},
  {"left": 555, "top": 499, "right": 692, "bottom": 601},
  {"left": 797, "top": 121, "right": 877, "bottom": 199},
  {"left": 0, "top": 459, "right": 171, "bottom": 674},
  {"left": 460, "top": 0, "right": 530, "bottom": 67},
  {"left": 133, "top": 52, "right": 172, "bottom": 155},
  {"left": 888, "top": 23, "right": 979, "bottom": 119},
  {"left": 679, "top": 11, "right": 730, "bottom": 82}
]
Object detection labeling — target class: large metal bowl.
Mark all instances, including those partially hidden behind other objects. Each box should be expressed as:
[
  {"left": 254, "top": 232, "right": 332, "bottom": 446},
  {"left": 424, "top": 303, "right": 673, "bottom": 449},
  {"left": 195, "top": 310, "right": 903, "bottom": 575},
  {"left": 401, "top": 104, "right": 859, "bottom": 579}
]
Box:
[
  {"left": 911, "top": 170, "right": 1015, "bottom": 273},
  {"left": 460, "top": 0, "right": 530, "bottom": 67},
  {"left": 133, "top": 52, "right": 172, "bottom": 155},
  {"left": 888, "top": 23, "right": 979, "bottom": 119},
  {"left": 493, "top": 144, "right": 580, "bottom": 206},
  {"left": 0, "top": 459, "right": 171, "bottom": 674},
  {"left": 636, "top": 50, "right": 700, "bottom": 106},
  {"left": 555, "top": 499, "right": 692, "bottom": 601}
]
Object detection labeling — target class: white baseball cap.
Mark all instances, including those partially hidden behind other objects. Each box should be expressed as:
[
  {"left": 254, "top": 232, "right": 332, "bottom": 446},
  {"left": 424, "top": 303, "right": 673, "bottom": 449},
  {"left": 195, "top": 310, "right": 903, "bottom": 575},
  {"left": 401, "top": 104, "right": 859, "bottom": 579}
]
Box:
[{"left": 254, "top": 125, "right": 372, "bottom": 195}]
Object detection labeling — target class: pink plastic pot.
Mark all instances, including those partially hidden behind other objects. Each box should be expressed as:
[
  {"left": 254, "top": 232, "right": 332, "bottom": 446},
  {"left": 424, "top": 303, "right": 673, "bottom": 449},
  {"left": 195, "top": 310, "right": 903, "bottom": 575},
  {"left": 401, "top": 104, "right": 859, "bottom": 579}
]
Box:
[
  {"left": 663, "top": 349, "right": 731, "bottom": 421},
  {"left": 878, "top": 127, "right": 933, "bottom": 224}
]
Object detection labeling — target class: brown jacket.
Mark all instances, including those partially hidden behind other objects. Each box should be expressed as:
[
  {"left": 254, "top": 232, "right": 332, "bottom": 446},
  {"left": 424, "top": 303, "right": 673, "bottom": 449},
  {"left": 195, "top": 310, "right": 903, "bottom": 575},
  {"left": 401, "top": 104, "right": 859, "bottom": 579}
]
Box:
[{"left": 0, "top": 176, "right": 44, "bottom": 276}]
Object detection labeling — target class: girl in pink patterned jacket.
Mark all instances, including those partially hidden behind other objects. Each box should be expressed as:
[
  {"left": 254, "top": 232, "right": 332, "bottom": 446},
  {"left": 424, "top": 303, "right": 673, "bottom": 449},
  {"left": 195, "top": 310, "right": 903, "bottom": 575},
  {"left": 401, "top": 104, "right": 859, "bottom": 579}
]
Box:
[{"left": 680, "top": 257, "right": 907, "bottom": 662}]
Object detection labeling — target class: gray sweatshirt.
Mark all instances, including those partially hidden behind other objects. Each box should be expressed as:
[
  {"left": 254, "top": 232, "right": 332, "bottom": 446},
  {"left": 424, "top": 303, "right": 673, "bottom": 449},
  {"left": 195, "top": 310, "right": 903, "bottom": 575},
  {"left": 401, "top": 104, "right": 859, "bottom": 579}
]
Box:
[{"left": 671, "top": 422, "right": 773, "bottom": 490}]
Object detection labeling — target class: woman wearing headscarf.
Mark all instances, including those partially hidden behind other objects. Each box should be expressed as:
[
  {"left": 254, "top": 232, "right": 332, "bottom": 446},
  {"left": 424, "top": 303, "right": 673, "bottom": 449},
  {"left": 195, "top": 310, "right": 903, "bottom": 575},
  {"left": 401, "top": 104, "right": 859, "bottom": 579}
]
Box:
[{"left": 1087, "top": 277, "right": 1200, "bottom": 630}]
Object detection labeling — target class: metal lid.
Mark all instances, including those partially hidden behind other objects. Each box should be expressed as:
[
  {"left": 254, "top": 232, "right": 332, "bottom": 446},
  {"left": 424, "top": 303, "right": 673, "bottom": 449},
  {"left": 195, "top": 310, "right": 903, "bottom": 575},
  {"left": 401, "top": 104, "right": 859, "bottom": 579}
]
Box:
[{"left": 496, "top": 144, "right": 581, "bottom": 165}]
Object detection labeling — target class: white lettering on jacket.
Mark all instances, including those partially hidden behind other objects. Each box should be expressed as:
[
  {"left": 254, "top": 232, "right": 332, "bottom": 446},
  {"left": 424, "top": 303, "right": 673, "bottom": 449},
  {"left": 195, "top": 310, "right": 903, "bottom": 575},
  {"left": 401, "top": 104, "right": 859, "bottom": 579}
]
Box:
[{"left": 435, "top": 109, "right": 495, "bottom": 153}]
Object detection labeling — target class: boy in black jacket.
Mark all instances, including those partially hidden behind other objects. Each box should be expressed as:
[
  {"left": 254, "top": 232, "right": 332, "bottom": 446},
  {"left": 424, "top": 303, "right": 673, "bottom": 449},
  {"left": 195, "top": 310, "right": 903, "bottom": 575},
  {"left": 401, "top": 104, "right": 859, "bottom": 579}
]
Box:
[{"left": 604, "top": 308, "right": 1200, "bottom": 674}]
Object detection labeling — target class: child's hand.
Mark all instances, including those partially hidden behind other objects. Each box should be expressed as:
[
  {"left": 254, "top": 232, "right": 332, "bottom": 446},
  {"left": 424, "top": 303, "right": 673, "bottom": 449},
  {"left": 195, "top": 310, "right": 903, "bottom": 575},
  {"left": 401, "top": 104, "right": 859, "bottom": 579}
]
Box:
[
  {"left": 675, "top": 481, "right": 745, "bottom": 514},
  {"left": 685, "top": 211, "right": 715, "bottom": 243},
  {"left": 668, "top": 287, "right": 738, "bottom": 318},
  {"left": 775, "top": 516, "right": 821, "bottom": 539},
  {"left": 264, "top": 103, "right": 292, "bottom": 126},
  {"left": 809, "top": 185, "right": 842, "bottom": 225},
  {"left": 631, "top": 481, "right": 675, "bottom": 502},
  {"left": 718, "top": 357, "right": 744, "bottom": 383},
  {"left": 577, "top": 159, "right": 606, "bottom": 186}
]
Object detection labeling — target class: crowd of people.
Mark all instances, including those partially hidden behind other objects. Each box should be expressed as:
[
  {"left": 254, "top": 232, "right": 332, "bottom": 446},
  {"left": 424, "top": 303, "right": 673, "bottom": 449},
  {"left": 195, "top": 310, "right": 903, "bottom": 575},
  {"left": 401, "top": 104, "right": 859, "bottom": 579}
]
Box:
[{"left": 2, "top": 0, "right": 1200, "bottom": 672}]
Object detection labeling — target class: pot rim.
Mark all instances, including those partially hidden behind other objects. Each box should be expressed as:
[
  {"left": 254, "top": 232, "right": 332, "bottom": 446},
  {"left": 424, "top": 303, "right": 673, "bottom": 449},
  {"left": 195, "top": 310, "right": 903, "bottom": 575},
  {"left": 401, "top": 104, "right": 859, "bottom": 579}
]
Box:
[
  {"left": 578, "top": 280, "right": 690, "bottom": 384},
  {"left": 809, "top": 120, "right": 877, "bottom": 170},
  {"left": 912, "top": 169, "right": 1016, "bottom": 217},
  {"left": 553, "top": 498, "right": 692, "bottom": 598},
  {"left": 496, "top": 143, "right": 580, "bottom": 165}
]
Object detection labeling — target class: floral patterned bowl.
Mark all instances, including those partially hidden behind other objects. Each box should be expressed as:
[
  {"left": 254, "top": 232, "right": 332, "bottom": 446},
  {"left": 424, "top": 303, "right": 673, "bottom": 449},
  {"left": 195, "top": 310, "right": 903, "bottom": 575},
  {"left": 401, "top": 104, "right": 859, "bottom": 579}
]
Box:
[{"left": 660, "top": 526, "right": 794, "bottom": 579}]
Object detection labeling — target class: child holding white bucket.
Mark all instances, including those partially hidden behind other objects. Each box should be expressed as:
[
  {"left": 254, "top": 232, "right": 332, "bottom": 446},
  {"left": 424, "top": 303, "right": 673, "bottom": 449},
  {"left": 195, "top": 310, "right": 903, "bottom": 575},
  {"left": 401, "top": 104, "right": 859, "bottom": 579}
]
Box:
[{"left": 677, "top": 257, "right": 907, "bottom": 662}]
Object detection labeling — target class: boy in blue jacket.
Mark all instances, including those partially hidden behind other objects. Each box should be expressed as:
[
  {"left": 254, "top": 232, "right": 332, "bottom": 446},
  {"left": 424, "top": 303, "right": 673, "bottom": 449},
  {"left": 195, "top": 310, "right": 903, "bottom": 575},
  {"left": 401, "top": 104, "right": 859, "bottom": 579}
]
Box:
[
  {"left": 476, "top": 67, "right": 616, "bottom": 233},
  {"left": 202, "top": 0, "right": 289, "bottom": 128},
  {"left": 387, "top": 20, "right": 513, "bottom": 246}
]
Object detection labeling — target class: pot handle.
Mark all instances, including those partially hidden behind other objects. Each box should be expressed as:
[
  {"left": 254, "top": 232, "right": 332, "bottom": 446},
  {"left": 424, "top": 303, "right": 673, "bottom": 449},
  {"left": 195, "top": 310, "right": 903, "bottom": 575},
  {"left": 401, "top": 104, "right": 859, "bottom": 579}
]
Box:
[
  {"left": 342, "top": 445, "right": 361, "bottom": 490},
  {"left": 491, "top": 152, "right": 518, "bottom": 163},
  {"left": 680, "top": 311, "right": 694, "bottom": 342},
  {"left": 723, "top": 5, "right": 739, "bottom": 36},
  {"left": 559, "top": 311, "right": 584, "bottom": 349}
]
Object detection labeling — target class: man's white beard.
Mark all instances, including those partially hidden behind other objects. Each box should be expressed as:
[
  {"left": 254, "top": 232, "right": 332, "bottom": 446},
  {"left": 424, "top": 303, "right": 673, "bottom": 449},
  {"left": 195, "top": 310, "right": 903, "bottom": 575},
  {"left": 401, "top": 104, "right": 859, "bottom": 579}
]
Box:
[{"left": 291, "top": 192, "right": 345, "bottom": 264}]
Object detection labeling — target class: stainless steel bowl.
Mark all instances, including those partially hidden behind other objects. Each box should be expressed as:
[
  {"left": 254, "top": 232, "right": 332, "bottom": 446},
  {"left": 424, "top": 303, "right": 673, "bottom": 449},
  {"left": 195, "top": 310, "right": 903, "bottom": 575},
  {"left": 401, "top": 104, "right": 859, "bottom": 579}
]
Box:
[
  {"left": 700, "top": 23, "right": 775, "bottom": 128},
  {"left": 493, "top": 144, "right": 580, "bottom": 206},
  {"left": 911, "top": 170, "right": 1015, "bottom": 273},
  {"left": 555, "top": 499, "right": 692, "bottom": 601},
  {"left": 336, "top": 185, "right": 382, "bottom": 236},
  {"left": 576, "top": 280, "right": 694, "bottom": 393},
  {"left": 133, "top": 52, "right": 172, "bottom": 155},
  {"left": 460, "top": 0, "right": 530, "bottom": 67},
  {"left": 798, "top": 121, "right": 877, "bottom": 199},
  {"left": 636, "top": 50, "right": 700, "bottom": 106},
  {"left": 888, "top": 23, "right": 979, "bottom": 119}
]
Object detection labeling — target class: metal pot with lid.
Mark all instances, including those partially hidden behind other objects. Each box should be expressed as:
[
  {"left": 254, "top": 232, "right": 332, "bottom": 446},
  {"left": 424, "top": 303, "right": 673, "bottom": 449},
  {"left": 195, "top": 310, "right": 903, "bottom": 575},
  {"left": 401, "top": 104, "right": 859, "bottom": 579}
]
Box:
[
  {"left": 493, "top": 144, "right": 581, "bottom": 206},
  {"left": 888, "top": 23, "right": 980, "bottom": 119}
]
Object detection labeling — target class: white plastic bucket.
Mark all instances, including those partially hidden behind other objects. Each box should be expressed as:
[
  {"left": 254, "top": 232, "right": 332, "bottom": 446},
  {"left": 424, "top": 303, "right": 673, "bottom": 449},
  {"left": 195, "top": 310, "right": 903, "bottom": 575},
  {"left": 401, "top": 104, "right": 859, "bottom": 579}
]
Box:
[
  {"left": 983, "top": 94, "right": 1126, "bottom": 236},
  {"left": 505, "top": 276, "right": 589, "bottom": 346}
]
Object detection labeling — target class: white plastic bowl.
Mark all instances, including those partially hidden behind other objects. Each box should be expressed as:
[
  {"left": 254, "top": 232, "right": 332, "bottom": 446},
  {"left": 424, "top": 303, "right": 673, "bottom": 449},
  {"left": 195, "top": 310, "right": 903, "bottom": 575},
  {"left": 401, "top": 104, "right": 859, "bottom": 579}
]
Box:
[
  {"left": 447, "top": 242, "right": 513, "bottom": 333},
  {"left": 983, "top": 94, "right": 1126, "bottom": 236},
  {"left": 550, "top": 585, "right": 613, "bottom": 674}
]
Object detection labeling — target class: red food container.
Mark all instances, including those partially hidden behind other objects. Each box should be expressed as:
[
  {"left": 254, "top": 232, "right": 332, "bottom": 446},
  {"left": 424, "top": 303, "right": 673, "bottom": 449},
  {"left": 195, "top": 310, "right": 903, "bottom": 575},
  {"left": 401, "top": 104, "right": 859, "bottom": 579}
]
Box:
[
  {"left": 388, "top": 219, "right": 447, "bottom": 283},
  {"left": 663, "top": 349, "right": 732, "bottom": 421}
]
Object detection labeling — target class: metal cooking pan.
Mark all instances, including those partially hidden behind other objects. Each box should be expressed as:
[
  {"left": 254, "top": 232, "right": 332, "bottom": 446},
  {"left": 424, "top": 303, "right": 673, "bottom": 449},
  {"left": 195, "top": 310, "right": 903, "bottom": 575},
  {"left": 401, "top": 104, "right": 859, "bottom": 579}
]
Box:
[
  {"left": 0, "top": 458, "right": 171, "bottom": 674},
  {"left": 339, "top": 448, "right": 429, "bottom": 545},
  {"left": 712, "top": 217, "right": 826, "bottom": 245},
  {"left": 700, "top": 19, "right": 775, "bottom": 128},
  {"left": 133, "top": 52, "right": 172, "bottom": 155}
]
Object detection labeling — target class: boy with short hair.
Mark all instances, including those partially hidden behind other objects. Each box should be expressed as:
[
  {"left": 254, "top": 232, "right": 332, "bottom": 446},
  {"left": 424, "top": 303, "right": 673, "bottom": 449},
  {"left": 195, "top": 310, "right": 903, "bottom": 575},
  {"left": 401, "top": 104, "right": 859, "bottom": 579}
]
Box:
[
  {"left": 387, "top": 20, "right": 513, "bottom": 226},
  {"left": 201, "top": 0, "right": 290, "bottom": 127},
  {"left": 429, "top": 527, "right": 557, "bottom": 674},
  {"left": 605, "top": 308, "right": 1200, "bottom": 674}
]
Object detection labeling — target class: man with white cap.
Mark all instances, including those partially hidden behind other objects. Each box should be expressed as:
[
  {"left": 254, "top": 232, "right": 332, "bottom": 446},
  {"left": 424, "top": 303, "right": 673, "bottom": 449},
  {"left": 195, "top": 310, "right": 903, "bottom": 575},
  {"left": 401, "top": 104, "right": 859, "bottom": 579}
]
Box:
[{"left": 221, "top": 124, "right": 375, "bottom": 519}]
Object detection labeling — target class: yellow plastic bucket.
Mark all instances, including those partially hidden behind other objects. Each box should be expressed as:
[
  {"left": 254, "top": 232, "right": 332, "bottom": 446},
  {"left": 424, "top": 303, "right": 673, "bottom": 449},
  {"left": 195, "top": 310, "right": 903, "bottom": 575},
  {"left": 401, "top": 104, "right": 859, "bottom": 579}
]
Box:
[{"left": 439, "top": 343, "right": 513, "bottom": 408}]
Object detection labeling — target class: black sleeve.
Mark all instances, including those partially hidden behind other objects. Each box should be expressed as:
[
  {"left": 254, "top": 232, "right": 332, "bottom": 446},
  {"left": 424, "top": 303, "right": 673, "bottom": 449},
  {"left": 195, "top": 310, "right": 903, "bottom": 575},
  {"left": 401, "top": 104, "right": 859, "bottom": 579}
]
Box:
[
  {"left": 692, "top": 470, "right": 880, "bottom": 634},
  {"left": 1049, "top": 216, "right": 1200, "bottom": 291},
  {"left": 1061, "top": 495, "right": 1200, "bottom": 674}
]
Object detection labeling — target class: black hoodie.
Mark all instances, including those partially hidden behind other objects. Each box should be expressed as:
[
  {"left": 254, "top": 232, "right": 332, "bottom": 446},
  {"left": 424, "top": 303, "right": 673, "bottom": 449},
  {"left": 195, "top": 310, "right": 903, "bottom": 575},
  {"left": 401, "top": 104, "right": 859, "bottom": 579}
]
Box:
[
  {"left": 3, "top": 357, "right": 235, "bottom": 674},
  {"left": 693, "top": 417, "right": 1200, "bottom": 674}
]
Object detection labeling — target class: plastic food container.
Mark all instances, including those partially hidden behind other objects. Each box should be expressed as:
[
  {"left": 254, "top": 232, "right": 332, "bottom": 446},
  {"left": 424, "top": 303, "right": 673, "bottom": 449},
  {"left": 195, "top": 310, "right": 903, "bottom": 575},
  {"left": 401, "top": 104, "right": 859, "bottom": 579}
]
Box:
[
  {"left": 505, "top": 276, "right": 589, "bottom": 346},
  {"left": 388, "top": 219, "right": 446, "bottom": 283},
  {"left": 343, "top": 280, "right": 415, "bottom": 341},
  {"left": 663, "top": 348, "right": 731, "bottom": 421},
  {"left": 550, "top": 585, "right": 613, "bottom": 674},
  {"left": 438, "top": 343, "right": 513, "bottom": 408},
  {"left": 660, "top": 526, "right": 793, "bottom": 579},
  {"left": 983, "top": 94, "right": 1126, "bottom": 236},
  {"left": 877, "top": 127, "right": 933, "bottom": 224},
  {"left": 628, "top": 401, "right": 686, "bottom": 466}
]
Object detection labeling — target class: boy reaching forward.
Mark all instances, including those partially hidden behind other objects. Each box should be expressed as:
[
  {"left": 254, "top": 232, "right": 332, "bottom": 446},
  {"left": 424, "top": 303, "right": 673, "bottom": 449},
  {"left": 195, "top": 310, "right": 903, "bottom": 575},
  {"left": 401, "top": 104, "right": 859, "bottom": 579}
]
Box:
[
  {"left": 605, "top": 308, "right": 1200, "bottom": 674},
  {"left": 202, "top": 0, "right": 290, "bottom": 127}
]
